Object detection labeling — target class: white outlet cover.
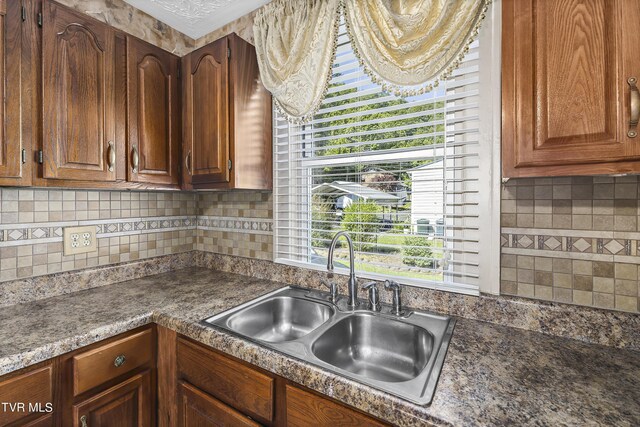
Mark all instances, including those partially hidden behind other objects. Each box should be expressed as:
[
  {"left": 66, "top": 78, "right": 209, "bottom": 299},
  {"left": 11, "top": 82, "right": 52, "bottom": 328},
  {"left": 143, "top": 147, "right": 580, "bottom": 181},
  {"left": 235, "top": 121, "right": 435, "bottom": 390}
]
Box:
[{"left": 63, "top": 225, "right": 97, "bottom": 256}]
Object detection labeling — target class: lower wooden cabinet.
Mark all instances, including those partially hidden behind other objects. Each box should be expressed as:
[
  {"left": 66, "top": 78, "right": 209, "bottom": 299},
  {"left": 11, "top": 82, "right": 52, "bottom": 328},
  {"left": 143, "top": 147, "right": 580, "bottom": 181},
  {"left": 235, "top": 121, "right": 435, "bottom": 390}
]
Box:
[
  {"left": 173, "top": 334, "right": 389, "bottom": 427},
  {"left": 73, "top": 371, "right": 152, "bottom": 427},
  {"left": 0, "top": 363, "right": 53, "bottom": 426},
  {"left": 178, "top": 381, "right": 260, "bottom": 427}
]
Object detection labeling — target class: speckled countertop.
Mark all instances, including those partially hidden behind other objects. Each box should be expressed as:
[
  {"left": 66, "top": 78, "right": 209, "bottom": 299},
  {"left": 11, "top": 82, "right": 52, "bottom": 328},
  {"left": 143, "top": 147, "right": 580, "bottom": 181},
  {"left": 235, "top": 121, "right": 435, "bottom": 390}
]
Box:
[{"left": 1, "top": 267, "right": 639, "bottom": 427}]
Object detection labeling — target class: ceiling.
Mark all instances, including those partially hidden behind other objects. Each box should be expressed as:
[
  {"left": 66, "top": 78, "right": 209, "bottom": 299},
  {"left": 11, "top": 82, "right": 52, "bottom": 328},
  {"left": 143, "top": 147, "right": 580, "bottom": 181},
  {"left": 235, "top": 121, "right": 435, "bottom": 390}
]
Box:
[{"left": 123, "top": 0, "right": 271, "bottom": 39}]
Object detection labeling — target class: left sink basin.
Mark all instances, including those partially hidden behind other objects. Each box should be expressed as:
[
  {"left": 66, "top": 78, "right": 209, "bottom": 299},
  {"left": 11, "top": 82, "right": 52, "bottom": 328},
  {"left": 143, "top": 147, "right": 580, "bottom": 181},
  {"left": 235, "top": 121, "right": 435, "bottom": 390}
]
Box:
[{"left": 221, "top": 295, "right": 334, "bottom": 343}]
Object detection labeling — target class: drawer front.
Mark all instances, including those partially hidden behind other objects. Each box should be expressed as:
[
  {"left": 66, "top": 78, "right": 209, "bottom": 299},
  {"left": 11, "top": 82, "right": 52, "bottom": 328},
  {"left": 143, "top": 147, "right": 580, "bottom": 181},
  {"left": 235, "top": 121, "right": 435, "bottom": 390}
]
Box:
[
  {"left": 285, "top": 385, "right": 387, "bottom": 427},
  {"left": 0, "top": 366, "right": 52, "bottom": 425},
  {"left": 73, "top": 329, "right": 153, "bottom": 396},
  {"left": 178, "top": 381, "right": 261, "bottom": 427},
  {"left": 177, "top": 338, "right": 274, "bottom": 424}
]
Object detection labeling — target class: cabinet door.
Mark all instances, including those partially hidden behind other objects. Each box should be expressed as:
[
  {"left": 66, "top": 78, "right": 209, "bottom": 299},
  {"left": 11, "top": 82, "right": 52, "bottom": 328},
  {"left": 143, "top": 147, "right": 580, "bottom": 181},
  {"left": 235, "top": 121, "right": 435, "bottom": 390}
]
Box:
[
  {"left": 177, "top": 382, "right": 260, "bottom": 427},
  {"left": 127, "top": 37, "right": 180, "bottom": 186},
  {"left": 73, "top": 371, "right": 152, "bottom": 427},
  {"left": 182, "top": 37, "right": 229, "bottom": 186},
  {"left": 502, "top": 0, "right": 640, "bottom": 177},
  {"left": 285, "top": 385, "right": 387, "bottom": 427},
  {"left": 43, "top": 0, "right": 116, "bottom": 182},
  {"left": 0, "top": 0, "right": 28, "bottom": 185}
]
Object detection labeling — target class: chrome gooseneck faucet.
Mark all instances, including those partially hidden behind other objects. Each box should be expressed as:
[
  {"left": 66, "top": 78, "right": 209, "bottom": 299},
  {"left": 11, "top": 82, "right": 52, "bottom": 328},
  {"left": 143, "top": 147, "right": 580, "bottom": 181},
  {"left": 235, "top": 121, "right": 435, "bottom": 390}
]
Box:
[{"left": 327, "top": 231, "right": 359, "bottom": 307}]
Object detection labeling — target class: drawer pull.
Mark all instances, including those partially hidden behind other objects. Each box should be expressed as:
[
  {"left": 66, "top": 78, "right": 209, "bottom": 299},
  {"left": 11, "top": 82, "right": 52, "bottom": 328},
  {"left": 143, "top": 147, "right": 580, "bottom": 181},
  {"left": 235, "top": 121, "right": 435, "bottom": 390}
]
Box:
[
  {"left": 80, "top": 415, "right": 88, "bottom": 427},
  {"left": 114, "top": 354, "right": 126, "bottom": 368},
  {"left": 185, "top": 150, "right": 192, "bottom": 175},
  {"left": 628, "top": 77, "right": 639, "bottom": 138}
]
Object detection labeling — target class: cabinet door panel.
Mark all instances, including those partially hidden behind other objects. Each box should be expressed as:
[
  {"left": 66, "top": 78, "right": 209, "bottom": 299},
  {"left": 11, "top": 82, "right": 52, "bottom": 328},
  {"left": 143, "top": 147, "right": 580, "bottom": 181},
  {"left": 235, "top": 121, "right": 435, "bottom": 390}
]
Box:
[
  {"left": 43, "top": 0, "right": 116, "bottom": 182},
  {"left": 0, "top": 0, "right": 28, "bottom": 184},
  {"left": 502, "top": 0, "right": 640, "bottom": 176},
  {"left": 127, "top": 37, "right": 179, "bottom": 186},
  {"left": 73, "top": 371, "right": 151, "bottom": 427},
  {"left": 178, "top": 382, "right": 260, "bottom": 427},
  {"left": 183, "top": 37, "right": 229, "bottom": 186}
]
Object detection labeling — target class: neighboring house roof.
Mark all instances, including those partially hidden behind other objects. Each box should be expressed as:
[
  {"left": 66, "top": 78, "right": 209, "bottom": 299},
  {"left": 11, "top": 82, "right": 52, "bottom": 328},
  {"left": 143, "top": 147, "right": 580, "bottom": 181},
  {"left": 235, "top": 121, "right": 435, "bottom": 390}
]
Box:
[
  {"left": 408, "top": 158, "right": 444, "bottom": 173},
  {"left": 312, "top": 181, "right": 401, "bottom": 204}
]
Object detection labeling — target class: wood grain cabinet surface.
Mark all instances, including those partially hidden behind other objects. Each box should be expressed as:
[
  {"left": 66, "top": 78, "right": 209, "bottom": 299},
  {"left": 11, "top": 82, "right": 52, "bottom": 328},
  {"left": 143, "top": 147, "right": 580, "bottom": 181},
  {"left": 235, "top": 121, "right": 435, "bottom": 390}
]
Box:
[
  {"left": 182, "top": 33, "right": 272, "bottom": 190},
  {"left": 126, "top": 36, "right": 180, "bottom": 187},
  {"left": 0, "top": 0, "right": 30, "bottom": 186},
  {"left": 502, "top": 0, "right": 640, "bottom": 177},
  {"left": 42, "top": 0, "right": 118, "bottom": 183},
  {"left": 0, "top": 364, "right": 53, "bottom": 426}
]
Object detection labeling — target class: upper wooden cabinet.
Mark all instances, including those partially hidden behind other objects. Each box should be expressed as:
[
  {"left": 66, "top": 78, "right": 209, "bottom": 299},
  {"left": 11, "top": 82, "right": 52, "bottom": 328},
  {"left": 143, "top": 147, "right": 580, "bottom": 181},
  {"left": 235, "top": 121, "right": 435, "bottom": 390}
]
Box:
[
  {"left": 182, "top": 36, "right": 230, "bottom": 187},
  {"left": 182, "top": 33, "right": 272, "bottom": 190},
  {"left": 502, "top": 0, "right": 640, "bottom": 177},
  {"left": 127, "top": 36, "right": 180, "bottom": 187},
  {"left": 0, "top": 0, "right": 30, "bottom": 186},
  {"left": 42, "top": 0, "right": 118, "bottom": 182}
]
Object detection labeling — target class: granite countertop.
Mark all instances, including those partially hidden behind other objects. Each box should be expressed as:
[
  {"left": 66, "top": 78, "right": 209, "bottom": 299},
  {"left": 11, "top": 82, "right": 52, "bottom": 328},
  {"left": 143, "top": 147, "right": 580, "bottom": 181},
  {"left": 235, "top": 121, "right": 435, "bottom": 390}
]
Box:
[{"left": 1, "top": 267, "right": 638, "bottom": 427}]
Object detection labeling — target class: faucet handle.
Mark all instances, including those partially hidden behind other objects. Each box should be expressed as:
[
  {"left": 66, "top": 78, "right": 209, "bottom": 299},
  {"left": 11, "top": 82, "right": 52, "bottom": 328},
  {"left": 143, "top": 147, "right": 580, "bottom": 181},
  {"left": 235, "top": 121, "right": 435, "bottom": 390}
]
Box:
[
  {"left": 321, "top": 279, "right": 338, "bottom": 303},
  {"left": 384, "top": 279, "right": 401, "bottom": 290},
  {"left": 362, "top": 281, "right": 378, "bottom": 290},
  {"left": 362, "top": 281, "right": 381, "bottom": 311}
]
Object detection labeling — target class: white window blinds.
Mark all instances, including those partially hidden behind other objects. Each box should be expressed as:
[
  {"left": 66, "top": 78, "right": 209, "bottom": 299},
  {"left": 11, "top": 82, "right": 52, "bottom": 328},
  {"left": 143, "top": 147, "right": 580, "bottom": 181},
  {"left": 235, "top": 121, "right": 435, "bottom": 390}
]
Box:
[{"left": 274, "top": 19, "right": 498, "bottom": 295}]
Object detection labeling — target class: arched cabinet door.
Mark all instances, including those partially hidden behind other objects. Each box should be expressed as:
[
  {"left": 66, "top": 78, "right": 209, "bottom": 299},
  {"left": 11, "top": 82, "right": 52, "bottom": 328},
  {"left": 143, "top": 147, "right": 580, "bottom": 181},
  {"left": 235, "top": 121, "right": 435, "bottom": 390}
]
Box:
[
  {"left": 126, "top": 37, "right": 180, "bottom": 186},
  {"left": 181, "top": 37, "right": 230, "bottom": 188},
  {"left": 42, "top": 0, "right": 116, "bottom": 182}
]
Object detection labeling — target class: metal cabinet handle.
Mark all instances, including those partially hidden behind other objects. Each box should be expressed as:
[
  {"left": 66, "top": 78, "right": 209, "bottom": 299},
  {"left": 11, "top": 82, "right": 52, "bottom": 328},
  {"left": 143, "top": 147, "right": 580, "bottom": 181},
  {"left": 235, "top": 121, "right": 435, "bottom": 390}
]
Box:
[
  {"left": 80, "top": 415, "right": 88, "bottom": 427},
  {"left": 185, "top": 150, "right": 192, "bottom": 175},
  {"left": 628, "top": 77, "right": 639, "bottom": 138},
  {"left": 114, "top": 354, "right": 126, "bottom": 367},
  {"left": 107, "top": 141, "right": 116, "bottom": 172},
  {"left": 131, "top": 145, "right": 139, "bottom": 173}
]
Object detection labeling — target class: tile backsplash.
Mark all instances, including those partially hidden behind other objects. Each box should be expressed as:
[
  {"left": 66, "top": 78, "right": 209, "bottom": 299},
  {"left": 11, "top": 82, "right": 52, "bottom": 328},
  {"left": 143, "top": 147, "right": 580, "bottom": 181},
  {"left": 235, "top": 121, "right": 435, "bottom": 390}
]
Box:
[
  {"left": 0, "top": 189, "right": 196, "bottom": 282},
  {"left": 501, "top": 176, "right": 640, "bottom": 313},
  {"left": 196, "top": 192, "right": 273, "bottom": 260}
]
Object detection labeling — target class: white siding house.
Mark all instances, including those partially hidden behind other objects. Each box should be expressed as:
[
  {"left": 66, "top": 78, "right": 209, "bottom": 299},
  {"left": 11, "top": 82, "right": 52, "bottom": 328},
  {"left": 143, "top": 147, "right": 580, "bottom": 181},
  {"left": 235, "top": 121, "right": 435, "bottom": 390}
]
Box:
[{"left": 409, "top": 160, "right": 447, "bottom": 233}]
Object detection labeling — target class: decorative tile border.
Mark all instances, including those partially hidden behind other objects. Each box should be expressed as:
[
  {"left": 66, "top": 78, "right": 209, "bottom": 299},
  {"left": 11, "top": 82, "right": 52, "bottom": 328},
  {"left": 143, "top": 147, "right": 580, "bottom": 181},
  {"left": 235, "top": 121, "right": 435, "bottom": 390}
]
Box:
[
  {"left": 0, "top": 216, "right": 198, "bottom": 247},
  {"left": 197, "top": 216, "right": 273, "bottom": 235},
  {"left": 502, "top": 228, "right": 638, "bottom": 258}
]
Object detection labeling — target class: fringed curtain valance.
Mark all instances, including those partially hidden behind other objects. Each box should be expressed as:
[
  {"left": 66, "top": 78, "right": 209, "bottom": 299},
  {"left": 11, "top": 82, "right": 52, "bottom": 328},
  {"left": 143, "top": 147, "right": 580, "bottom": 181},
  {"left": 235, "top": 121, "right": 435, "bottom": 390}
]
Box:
[{"left": 254, "top": 0, "right": 492, "bottom": 123}]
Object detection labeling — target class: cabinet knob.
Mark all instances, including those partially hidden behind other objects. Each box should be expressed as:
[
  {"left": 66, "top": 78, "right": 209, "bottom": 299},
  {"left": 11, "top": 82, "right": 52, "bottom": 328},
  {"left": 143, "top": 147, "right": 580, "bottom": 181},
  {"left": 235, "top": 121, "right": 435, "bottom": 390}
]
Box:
[
  {"left": 628, "top": 77, "right": 639, "bottom": 138},
  {"left": 80, "top": 415, "right": 88, "bottom": 427},
  {"left": 107, "top": 141, "right": 116, "bottom": 172},
  {"left": 114, "top": 354, "right": 126, "bottom": 368},
  {"left": 131, "top": 145, "right": 139, "bottom": 173}
]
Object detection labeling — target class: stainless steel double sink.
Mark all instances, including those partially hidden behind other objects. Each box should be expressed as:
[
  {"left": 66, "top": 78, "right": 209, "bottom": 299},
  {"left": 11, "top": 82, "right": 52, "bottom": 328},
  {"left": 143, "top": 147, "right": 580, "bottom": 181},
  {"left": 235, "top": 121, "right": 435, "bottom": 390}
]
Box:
[{"left": 202, "top": 286, "right": 455, "bottom": 405}]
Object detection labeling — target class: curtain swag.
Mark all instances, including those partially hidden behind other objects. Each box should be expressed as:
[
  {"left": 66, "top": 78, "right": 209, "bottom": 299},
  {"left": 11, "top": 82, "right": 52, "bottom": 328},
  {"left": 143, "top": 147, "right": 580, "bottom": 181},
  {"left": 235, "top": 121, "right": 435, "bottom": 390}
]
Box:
[{"left": 253, "top": 0, "right": 492, "bottom": 124}]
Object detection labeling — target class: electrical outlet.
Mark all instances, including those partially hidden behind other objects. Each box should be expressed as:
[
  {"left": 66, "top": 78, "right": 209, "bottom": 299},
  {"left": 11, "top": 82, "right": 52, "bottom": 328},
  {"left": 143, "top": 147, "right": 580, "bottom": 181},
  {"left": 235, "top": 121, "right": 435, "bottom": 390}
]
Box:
[{"left": 63, "top": 225, "right": 97, "bottom": 255}]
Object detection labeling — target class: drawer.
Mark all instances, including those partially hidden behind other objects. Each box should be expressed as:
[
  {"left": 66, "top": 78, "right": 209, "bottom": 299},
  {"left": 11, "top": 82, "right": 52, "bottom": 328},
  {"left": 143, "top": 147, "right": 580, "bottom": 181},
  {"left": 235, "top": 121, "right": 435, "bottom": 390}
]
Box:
[
  {"left": 0, "top": 365, "right": 52, "bottom": 426},
  {"left": 72, "top": 328, "right": 153, "bottom": 396},
  {"left": 285, "top": 385, "right": 387, "bottom": 427},
  {"left": 178, "top": 381, "right": 260, "bottom": 427},
  {"left": 177, "top": 337, "right": 274, "bottom": 424}
]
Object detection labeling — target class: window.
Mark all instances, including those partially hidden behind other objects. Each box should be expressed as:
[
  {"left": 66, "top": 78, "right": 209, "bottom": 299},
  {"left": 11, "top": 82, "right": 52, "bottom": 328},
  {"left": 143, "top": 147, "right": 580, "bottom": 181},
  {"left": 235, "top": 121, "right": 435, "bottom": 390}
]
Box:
[{"left": 274, "top": 11, "right": 500, "bottom": 295}]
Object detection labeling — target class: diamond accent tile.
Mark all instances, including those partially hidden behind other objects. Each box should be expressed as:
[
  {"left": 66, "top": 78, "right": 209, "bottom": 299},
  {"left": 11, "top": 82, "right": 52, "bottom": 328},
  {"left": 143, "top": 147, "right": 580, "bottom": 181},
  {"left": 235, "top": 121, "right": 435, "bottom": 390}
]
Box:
[
  {"left": 604, "top": 239, "right": 625, "bottom": 255},
  {"left": 31, "top": 227, "right": 50, "bottom": 239},
  {"left": 8, "top": 229, "right": 26, "bottom": 241},
  {"left": 517, "top": 235, "right": 533, "bottom": 248},
  {"left": 544, "top": 236, "right": 561, "bottom": 250},
  {"left": 572, "top": 238, "right": 591, "bottom": 253}
]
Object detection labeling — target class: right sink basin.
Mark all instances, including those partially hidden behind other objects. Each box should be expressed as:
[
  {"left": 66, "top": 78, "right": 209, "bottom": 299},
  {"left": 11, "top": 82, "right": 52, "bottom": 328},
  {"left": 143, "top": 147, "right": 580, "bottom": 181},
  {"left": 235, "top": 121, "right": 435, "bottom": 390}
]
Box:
[{"left": 311, "top": 313, "right": 434, "bottom": 383}]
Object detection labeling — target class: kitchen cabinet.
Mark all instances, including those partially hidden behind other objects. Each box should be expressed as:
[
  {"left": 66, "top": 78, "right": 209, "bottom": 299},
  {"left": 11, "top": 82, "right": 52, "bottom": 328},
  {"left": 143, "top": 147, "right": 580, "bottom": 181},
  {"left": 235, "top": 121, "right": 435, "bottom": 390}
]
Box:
[
  {"left": 127, "top": 36, "right": 180, "bottom": 187},
  {"left": 502, "top": 0, "right": 640, "bottom": 177},
  {"left": 0, "top": 0, "right": 31, "bottom": 186},
  {"left": 73, "top": 371, "right": 152, "bottom": 427},
  {"left": 42, "top": 0, "right": 118, "bottom": 182},
  {"left": 172, "top": 334, "right": 388, "bottom": 427},
  {"left": 182, "top": 33, "right": 272, "bottom": 190},
  {"left": 0, "top": 363, "right": 53, "bottom": 426}
]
